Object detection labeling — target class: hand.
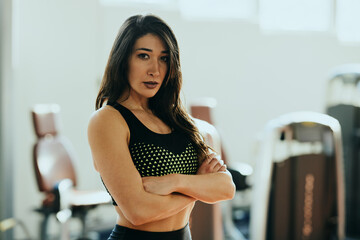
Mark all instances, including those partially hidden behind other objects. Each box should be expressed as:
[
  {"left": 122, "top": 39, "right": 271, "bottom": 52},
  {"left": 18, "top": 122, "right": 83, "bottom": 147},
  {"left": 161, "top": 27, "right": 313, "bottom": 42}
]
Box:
[
  {"left": 197, "top": 153, "right": 226, "bottom": 175},
  {"left": 142, "top": 175, "right": 177, "bottom": 196}
]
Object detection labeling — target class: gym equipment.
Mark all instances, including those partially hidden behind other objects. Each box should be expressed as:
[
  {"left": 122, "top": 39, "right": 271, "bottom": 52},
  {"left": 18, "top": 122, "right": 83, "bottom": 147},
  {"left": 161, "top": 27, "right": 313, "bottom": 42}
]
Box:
[
  {"left": 251, "top": 112, "right": 345, "bottom": 240},
  {"left": 326, "top": 64, "right": 360, "bottom": 239},
  {"left": 31, "top": 104, "right": 111, "bottom": 240}
]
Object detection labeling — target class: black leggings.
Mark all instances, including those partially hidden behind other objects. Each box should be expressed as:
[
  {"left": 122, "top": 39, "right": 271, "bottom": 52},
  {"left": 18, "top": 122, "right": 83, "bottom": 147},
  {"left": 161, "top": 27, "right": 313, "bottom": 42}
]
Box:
[{"left": 108, "top": 224, "right": 192, "bottom": 240}]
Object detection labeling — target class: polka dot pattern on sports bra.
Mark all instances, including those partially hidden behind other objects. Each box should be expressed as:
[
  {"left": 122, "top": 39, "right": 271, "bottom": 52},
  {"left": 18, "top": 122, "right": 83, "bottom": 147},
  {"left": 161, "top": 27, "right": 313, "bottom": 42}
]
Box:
[{"left": 130, "top": 142, "right": 199, "bottom": 176}]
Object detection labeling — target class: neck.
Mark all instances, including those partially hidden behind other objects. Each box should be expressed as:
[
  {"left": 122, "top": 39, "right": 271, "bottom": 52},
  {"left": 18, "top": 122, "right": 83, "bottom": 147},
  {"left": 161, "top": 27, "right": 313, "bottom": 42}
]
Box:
[{"left": 118, "top": 94, "right": 151, "bottom": 112}]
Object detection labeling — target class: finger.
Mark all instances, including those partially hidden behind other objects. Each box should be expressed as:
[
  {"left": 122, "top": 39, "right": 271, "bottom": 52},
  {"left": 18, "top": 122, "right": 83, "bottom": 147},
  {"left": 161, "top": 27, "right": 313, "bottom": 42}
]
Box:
[
  {"left": 205, "top": 153, "right": 216, "bottom": 163},
  {"left": 207, "top": 158, "right": 218, "bottom": 169},
  {"left": 212, "top": 160, "right": 225, "bottom": 172},
  {"left": 208, "top": 157, "right": 223, "bottom": 169},
  {"left": 218, "top": 164, "right": 227, "bottom": 172},
  {"left": 208, "top": 148, "right": 217, "bottom": 156},
  {"left": 213, "top": 163, "right": 223, "bottom": 172}
]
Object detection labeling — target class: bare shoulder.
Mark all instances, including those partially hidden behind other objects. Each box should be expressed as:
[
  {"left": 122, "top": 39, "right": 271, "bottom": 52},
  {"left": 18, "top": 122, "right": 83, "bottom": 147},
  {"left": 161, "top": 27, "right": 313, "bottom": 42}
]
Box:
[
  {"left": 89, "top": 105, "right": 123, "bottom": 125},
  {"left": 87, "top": 105, "right": 130, "bottom": 150},
  {"left": 88, "top": 105, "right": 128, "bottom": 133},
  {"left": 87, "top": 105, "right": 130, "bottom": 171}
]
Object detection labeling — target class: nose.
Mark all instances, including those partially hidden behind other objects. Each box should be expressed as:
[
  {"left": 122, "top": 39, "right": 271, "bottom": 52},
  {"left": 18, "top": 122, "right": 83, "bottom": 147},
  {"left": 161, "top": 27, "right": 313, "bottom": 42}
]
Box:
[{"left": 148, "top": 60, "right": 160, "bottom": 77}]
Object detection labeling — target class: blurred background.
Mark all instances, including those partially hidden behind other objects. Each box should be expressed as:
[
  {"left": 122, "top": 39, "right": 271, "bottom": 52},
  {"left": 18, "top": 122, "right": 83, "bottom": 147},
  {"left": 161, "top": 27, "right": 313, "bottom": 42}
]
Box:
[{"left": 1, "top": 0, "right": 360, "bottom": 239}]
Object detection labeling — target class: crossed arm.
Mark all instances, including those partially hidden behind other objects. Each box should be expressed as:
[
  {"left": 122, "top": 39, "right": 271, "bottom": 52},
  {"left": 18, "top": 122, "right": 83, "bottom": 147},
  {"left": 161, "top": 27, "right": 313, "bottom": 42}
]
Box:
[
  {"left": 142, "top": 153, "right": 235, "bottom": 203},
  {"left": 88, "top": 106, "right": 235, "bottom": 226}
]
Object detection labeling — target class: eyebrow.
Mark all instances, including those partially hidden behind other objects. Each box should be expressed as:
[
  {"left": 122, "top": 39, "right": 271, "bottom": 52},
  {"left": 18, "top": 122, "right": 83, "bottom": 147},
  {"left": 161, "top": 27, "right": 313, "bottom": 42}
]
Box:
[{"left": 135, "top": 48, "right": 169, "bottom": 54}]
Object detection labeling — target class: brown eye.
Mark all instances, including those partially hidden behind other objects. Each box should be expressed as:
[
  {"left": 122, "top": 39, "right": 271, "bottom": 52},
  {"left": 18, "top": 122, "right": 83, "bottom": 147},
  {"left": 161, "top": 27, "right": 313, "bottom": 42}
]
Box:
[
  {"left": 161, "top": 56, "right": 169, "bottom": 63},
  {"left": 138, "top": 53, "right": 149, "bottom": 59}
]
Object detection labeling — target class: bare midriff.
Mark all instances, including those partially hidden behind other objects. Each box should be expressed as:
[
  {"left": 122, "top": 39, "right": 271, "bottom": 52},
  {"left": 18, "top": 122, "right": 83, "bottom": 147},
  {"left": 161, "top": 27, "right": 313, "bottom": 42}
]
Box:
[{"left": 114, "top": 202, "right": 195, "bottom": 232}]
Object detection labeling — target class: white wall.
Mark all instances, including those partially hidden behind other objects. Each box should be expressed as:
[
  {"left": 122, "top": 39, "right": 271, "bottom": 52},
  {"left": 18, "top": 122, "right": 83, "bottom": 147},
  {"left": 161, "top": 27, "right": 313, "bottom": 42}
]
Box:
[
  {"left": 10, "top": 1, "right": 360, "bottom": 239},
  {"left": 13, "top": 0, "right": 106, "bottom": 238}
]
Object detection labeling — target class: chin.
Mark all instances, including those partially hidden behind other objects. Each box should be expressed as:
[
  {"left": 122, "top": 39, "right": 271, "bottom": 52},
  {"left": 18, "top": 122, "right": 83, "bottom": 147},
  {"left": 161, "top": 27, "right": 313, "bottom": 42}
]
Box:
[
  {"left": 132, "top": 87, "right": 161, "bottom": 99},
  {"left": 147, "top": 88, "right": 161, "bottom": 97},
  {"left": 143, "top": 91, "right": 159, "bottom": 99}
]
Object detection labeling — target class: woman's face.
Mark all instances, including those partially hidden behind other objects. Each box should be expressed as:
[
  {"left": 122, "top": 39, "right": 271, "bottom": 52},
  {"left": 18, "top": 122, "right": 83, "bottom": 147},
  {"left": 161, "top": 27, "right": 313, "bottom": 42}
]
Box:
[{"left": 127, "top": 33, "right": 169, "bottom": 100}]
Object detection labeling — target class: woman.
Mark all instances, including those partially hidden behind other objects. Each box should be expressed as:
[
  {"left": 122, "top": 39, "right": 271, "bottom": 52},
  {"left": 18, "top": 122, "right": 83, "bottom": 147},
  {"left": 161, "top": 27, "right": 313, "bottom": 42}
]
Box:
[{"left": 88, "top": 14, "right": 235, "bottom": 240}]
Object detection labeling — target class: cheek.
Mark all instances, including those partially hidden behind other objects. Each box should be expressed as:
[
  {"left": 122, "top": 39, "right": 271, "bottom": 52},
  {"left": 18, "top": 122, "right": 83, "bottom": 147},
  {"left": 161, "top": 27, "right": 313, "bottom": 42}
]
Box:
[
  {"left": 161, "top": 65, "right": 169, "bottom": 78},
  {"left": 128, "top": 63, "right": 141, "bottom": 80},
  {"left": 127, "top": 63, "right": 134, "bottom": 78}
]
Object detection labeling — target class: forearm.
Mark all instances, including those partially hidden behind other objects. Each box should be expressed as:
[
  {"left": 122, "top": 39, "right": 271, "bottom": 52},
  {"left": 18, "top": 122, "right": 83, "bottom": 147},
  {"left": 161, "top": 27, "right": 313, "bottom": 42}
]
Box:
[{"left": 174, "top": 171, "right": 235, "bottom": 203}]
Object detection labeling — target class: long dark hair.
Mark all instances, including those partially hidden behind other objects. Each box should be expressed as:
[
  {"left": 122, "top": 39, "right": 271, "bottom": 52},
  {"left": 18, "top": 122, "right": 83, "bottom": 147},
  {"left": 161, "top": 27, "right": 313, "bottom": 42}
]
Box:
[{"left": 96, "top": 14, "right": 209, "bottom": 162}]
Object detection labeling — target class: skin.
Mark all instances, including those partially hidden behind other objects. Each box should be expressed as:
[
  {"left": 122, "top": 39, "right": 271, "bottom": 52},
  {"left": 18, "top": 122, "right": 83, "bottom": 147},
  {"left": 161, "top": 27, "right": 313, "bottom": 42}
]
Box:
[{"left": 88, "top": 33, "right": 235, "bottom": 232}]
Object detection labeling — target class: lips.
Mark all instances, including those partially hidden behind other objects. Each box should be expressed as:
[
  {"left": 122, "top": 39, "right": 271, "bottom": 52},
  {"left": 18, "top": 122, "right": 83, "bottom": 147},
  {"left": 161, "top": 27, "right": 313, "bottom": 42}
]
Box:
[{"left": 144, "top": 81, "right": 159, "bottom": 89}]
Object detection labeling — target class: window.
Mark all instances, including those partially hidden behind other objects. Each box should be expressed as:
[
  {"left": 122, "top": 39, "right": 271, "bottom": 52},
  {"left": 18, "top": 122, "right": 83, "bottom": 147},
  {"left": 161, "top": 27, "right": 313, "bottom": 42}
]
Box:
[
  {"left": 259, "top": 0, "right": 332, "bottom": 32},
  {"left": 336, "top": 0, "right": 360, "bottom": 44},
  {"left": 179, "top": 0, "right": 257, "bottom": 21}
]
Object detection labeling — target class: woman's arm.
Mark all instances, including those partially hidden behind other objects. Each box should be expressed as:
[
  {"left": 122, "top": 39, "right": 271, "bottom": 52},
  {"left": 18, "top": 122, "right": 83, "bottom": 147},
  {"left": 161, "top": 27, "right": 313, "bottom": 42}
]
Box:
[
  {"left": 88, "top": 106, "right": 195, "bottom": 226},
  {"left": 142, "top": 154, "right": 236, "bottom": 204}
]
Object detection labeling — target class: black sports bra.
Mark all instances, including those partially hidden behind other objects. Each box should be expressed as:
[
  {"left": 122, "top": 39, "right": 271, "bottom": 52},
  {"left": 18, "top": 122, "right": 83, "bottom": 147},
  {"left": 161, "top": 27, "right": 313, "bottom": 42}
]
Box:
[{"left": 103, "top": 102, "right": 199, "bottom": 205}]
